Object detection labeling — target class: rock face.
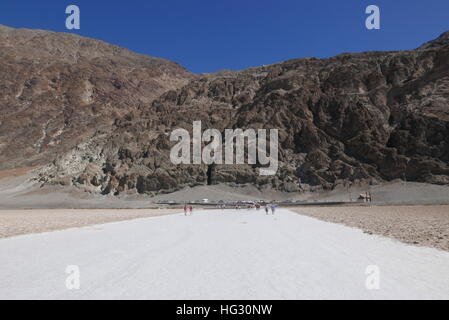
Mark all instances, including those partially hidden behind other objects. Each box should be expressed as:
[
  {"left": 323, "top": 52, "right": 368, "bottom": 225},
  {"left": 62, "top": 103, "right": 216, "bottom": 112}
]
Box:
[
  {"left": 1, "top": 25, "right": 449, "bottom": 195},
  {"left": 0, "top": 25, "right": 193, "bottom": 169}
]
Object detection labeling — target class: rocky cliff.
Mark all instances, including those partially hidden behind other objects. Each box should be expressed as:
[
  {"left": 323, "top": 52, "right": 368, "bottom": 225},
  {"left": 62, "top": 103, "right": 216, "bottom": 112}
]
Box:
[{"left": 1, "top": 26, "right": 448, "bottom": 195}]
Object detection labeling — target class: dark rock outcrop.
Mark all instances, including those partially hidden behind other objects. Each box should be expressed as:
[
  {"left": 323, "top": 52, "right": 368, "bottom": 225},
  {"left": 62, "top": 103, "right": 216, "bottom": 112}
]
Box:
[{"left": 1, "top": 25, "right": 448, "bottom": 195}]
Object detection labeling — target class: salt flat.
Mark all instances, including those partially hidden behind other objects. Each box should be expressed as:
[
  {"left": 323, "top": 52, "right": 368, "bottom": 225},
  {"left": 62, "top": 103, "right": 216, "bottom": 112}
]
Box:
[{"left": 1, "top": 209, "right": 448, "bottom": 299}]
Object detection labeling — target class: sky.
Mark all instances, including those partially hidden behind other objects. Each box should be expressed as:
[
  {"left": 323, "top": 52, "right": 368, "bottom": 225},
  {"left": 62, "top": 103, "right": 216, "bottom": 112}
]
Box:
[{"left": 0, "top": 0, "right": 448, "bottom": 73}]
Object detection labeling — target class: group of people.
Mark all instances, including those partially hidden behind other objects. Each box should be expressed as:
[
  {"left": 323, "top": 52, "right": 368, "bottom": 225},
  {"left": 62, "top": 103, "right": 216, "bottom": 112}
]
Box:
[
  {"left": 253, "top": 202, "right": 277, "bottom": 214},
  {"left": 264, "top": 204, "right": 276, "bottom": 215},
  {"left": 183, "top": 205, "right": 193, "bottom": 216},
  {"left": 186, "top": 202, "right": 277, "bottom": 214},
  {"left": 233, "top": 203, "right": 277, "bottom": 214}
]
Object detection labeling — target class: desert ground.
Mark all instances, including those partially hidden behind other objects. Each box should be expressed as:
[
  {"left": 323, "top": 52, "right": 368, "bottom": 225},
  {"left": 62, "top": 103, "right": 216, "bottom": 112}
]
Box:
[
  {"left": 1, "top": 169, "right": 449, "bottom": 299},
  {"left": 2, "top": 205, "right": 449, "bottom": 253},
  {"left": 1, "top": 169, "right": 449, "bottom": 252},
  {"left": 1, "top": 208, "right": 449, "bottom": 299},
  {"left": 291, "top": 205, "right": 449, "bottom": 252},
  {"left": 0, "top": 209, "right": 181, "bottom": 239}
]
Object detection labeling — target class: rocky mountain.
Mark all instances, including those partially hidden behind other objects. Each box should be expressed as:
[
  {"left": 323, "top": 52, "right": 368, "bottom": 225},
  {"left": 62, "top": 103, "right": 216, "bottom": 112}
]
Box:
[
  {"left": 0, "top": 25, "right": 193, "bottom": 170},
  {"left": 1, "top": 26, "right": 448, "bottom": 196},
  {"left": 419, "top": 31, "right": 449, "bottom": 49}
]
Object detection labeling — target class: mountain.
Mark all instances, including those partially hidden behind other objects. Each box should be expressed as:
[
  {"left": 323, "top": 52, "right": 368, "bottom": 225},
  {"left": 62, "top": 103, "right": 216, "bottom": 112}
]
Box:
[
  {"left": 418, "top": 31, "right": 449, "bottom": 49},
  {"left": 0, "top": 25, "right": 193, "bottom": 170},
  {"left": 1, "top": 25, "right": 448, "bottom": 195}
]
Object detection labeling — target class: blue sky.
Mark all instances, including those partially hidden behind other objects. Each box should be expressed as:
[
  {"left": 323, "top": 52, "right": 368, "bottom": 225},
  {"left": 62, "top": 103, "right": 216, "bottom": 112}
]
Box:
[{"left": 0, "top": 0, "right": 448, "bottom": 73}]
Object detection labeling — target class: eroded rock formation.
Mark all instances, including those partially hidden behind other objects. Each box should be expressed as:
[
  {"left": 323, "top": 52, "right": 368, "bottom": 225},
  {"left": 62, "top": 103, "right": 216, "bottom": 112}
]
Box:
[{"left": 1, "top": 25, "right": 448, "bottom": 195}]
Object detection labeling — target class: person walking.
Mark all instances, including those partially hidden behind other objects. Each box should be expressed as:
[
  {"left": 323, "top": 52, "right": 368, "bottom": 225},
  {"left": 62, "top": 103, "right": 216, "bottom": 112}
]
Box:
[
  {"left": 189, "top": 205, "right": 193, "bottom": 215},
  {"left": 183, "top": 204, "right": 188, "bottom": 216},
  {"left": 271, "top": 204, "right": 276, "bottom": 215},
  {"left": 265, "top": 205, "right": 269, "bottom": 215}
]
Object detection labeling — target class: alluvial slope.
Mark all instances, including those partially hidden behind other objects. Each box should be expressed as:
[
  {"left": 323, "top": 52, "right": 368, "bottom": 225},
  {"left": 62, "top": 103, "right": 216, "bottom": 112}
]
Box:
[
  {"left": 0, "top": 25, "right": 193, "bottom": 170},
  {"left": 2, "top": 26, "right": 448, "bottom": 195}
]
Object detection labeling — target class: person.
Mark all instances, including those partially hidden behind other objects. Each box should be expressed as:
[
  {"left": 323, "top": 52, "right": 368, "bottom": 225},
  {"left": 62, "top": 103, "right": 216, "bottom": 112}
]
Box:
[
  {"left": 189, "top": 205, "right": 193, "bottom": 215},
  {"left": 271, "top": 204, "right": 276, "bottom": 215},
  {"left": 183, "top": 204, "right": 187, "bottom": 216},
  {"left": 265, "top": 205, "right": 269, "bottom": 215}
]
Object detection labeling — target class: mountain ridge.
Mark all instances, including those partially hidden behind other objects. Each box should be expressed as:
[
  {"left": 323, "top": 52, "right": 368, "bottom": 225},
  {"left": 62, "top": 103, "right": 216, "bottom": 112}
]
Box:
[
  {"left": 419, "top": 31, "right": 449, "bottom": 49},
  {"left": 1, "top": 25, "right": 448, "bottom": 195},
  {"left": 0, "top": 25, "right": 194, "bottom": 170}
]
